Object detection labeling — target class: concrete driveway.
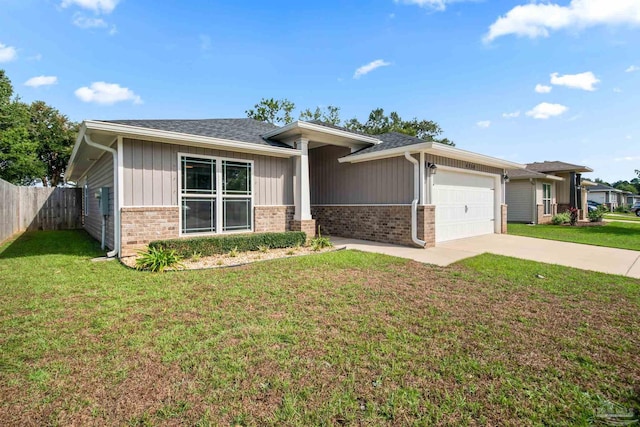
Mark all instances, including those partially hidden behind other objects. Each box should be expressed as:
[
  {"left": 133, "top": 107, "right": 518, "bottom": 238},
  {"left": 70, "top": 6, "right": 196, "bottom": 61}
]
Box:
[{"left": 331, "top": 234, "right": 640, "bottom": 278}]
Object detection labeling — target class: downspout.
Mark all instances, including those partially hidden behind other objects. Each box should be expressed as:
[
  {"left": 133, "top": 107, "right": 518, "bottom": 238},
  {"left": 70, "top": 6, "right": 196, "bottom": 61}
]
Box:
[
  {"left": 83, "top": 134, "right": 119, "bottom": 258},
  {"left": 404, "top": 152, "right": 426, "bottom": 247}
]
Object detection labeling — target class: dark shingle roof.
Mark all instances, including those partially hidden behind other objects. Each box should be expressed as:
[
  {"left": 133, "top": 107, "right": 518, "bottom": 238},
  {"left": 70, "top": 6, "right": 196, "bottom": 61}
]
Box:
[
  {"left": 348, "top": 132, "right": 433, "bottom": 156},
  {"left": 526, "top": 161, "right": 591, "bottom": 173},
  {"left": 307, "top": 120, "right": 372, "bottom": 137},
  {"left": 100, "top": 118, "right": 292, "bottom": 148},
  {"left": 588, "top": 183, "right": 624, "bottom": 192},
  {"left": 507, "top": 168, "right": 551, "bottom": 180}
]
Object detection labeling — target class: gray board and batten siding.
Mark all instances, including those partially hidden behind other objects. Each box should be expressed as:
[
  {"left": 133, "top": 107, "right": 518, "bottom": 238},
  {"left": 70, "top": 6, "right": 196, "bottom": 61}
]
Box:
[
  {"left": 82, "top": 151, "right": 115, "bottom": 249},
  {"left": 121, "top": 138, "right": 294, "bottom": 207}
]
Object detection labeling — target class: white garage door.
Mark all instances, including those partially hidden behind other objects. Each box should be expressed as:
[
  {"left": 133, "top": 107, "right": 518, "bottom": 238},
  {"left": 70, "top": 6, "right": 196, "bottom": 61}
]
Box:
[{"left": 433, "top": 170, "right": 496, "bottom": 242}]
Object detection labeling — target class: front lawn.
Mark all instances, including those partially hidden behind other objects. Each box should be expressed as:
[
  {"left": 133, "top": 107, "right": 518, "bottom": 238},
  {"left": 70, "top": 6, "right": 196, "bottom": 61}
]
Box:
[
  {"left": 1, "top": 231, "right": 639, "bottom": 426},
  {"left": 508, "top": 221, "right": 640, "bottom": 251},
  {"left": 604, "top": 212, "right": 640, "bottom": 222}
]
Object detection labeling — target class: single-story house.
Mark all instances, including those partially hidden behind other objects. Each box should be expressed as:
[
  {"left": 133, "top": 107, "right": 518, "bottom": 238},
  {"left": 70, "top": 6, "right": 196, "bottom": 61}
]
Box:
[
  {"left": 587, "top": 183, "right": 629, "bottom": 210},
  {"left": 505, "top": 161, "right": 593, "bottom": 223},
  {"left": 627, "top": 194, "right": 640, "bottom": 205},
  {"left": 65, "top": 118, "right": 524, "bottom": 257}
]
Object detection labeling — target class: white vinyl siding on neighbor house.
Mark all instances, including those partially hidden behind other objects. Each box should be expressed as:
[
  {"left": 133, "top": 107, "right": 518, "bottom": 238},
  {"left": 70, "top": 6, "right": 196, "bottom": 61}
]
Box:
[
  {"left": 178, "top": 154, "right": 253, "bottom": 236},
  {"left": 506, "top": 180, "right": 534, "bottom": 223},
  {"left": 542, "top": 183, "right": 552, "bottom": 215}
]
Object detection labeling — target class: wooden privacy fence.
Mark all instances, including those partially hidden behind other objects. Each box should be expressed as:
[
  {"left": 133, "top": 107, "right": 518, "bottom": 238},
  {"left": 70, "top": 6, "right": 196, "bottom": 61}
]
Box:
[{"left": 0, "top": 178, "right": 82, "bottom": 243}]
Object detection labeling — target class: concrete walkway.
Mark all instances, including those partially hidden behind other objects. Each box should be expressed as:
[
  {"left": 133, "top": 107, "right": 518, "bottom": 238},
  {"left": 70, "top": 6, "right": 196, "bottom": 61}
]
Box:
[{"left": 331, "top": 234, "right": 640, "bottom": 278}]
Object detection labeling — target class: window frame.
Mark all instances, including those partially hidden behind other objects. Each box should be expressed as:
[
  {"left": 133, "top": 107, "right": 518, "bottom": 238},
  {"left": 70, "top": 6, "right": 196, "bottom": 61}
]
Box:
[
  {"left": 177, "top": 152, "right": 254, "bottom": 236},
  {"left": 542, "top": 183, "right": 552, "bottom": 215}
]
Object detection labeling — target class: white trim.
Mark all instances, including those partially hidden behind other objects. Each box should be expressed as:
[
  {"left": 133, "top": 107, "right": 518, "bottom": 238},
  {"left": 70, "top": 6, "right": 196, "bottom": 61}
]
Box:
[
  {"left": 122, "top": 205, "right": 179, "bottom": 209},
  {"left": 116, "top": 136, "right": 124, "bottom": 256},
  {"left": 338, "top": 141, "right": 525, "bottom": 170},
  {"left": 177, "top": 152, "right": 255, "bottom": 237},
  {"left": 262, "top": 120, "right": 382, "bottom": 145},
  {"left": 295, "top": 138, "right": 311, "bottom": 220},
  {"left": 256, "top": 204, "right": 295, "bottom": 207}
]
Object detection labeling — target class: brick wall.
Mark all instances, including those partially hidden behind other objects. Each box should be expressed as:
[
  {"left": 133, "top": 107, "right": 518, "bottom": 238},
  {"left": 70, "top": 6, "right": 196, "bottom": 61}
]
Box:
[
  {"left": 289, "top": 219, "right": 317, "bottom": 239},
  {"left": 418, "top": 205, "right": 436, "bottom": 248},
  {"left": 536, "top": 203, "right": 558, "bottom": 224},
  {"left": 501, "top": 204, "right": 508, "bottom": 234},
  {"left": 254, "top": 206, "right": 294, "bottom": 232},
  {"left": 311, "top": 205, "right": 430, "bottom": 247},
  {"left": 121, "top": 207, "right": 180, "bottom": 256}
]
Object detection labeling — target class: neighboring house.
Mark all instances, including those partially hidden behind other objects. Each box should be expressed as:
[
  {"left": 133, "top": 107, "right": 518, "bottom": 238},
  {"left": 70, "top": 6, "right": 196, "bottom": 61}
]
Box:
[
  {"left": 505, "top": 161, "right": 593, "bottom": 223},
  {"left": 627, "top": 194, "right": 640, "bottom": 205},
  {"left": 587, "top": 183, "right": 629, "bottom": 210},
  {"left": 66, "top": 119, "right": 524, "bottom": 257}
]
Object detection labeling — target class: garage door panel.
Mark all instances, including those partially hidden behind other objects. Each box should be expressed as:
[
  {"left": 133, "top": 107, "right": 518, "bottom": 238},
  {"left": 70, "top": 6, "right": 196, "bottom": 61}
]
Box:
[{"left": 434, "top": 171, "right": 496, "bottom": 243}]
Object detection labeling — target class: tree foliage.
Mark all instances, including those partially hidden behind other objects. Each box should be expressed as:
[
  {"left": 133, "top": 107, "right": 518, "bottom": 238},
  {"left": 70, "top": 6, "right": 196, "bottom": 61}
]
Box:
[
  {"left": 245, "top": 98, "right": 295, "bottom": 126},
  {"left": 0, "top": 70, "right": 77, "bottom": 186},
  {"left": 247, "top": 98, "right": 452, "bottom": 145},
  {"left": 343, "top": 108, "right": 454, "bottom": 145}
]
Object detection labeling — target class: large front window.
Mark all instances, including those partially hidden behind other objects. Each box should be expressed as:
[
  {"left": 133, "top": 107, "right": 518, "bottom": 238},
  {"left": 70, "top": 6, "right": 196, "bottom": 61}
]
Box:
[
  {"left": 180, "top": 155, "right": 253, "bottom": 234},
  {"left": 542, "top": 183, "right": 552, "bottom": 215}
]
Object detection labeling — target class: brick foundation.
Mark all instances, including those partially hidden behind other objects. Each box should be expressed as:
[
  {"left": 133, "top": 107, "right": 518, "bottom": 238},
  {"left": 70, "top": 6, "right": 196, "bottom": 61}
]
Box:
[
  {"left": 501, "top": 204, "right": 508, "bottom": 234},
  {"left": 121, "top": 207, "right": 180, "bottom": 257},
  {"left": 311, "top": 205, "right": 430, "bottom": 247},
  {"left": 536, "top": 204, "right": 557, "bottom": 224},
  {"left": 254, "top": 206, "right": 295, "bottom": 232},
  {"left": 289, "top": 219, "right": 317, "bottom": 239},
  {"left": 418, "top": 205, "right": 436, "bottom": 248}
]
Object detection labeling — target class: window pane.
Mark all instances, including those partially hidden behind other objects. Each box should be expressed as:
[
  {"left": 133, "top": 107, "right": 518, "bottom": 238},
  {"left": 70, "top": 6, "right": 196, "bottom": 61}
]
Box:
[
  {"left": 223, "top": 198, "right": 251, "bottom": 231},
  {"left": 223, "top": 161, "right": 251, "bottom": 194},
  {"left": 182, "top": 198, "right": 215, "bottom": 233},
  {"left": 183, "top": 157, "right": 215, "bottom": 194}
]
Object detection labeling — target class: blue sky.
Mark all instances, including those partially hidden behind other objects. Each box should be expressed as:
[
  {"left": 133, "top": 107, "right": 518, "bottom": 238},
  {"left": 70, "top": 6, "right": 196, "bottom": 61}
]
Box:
[{"left": 1, "top": 0, "right": 639, "bottom": 182}]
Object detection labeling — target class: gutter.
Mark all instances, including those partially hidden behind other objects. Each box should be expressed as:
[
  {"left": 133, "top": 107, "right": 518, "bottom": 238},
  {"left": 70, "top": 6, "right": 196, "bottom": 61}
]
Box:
[
  {"left": 404, "top": 152, "right": 426, "bottom": 247},
  {"left": 83, "top": 134, "right": 120, "bottom": 258}
]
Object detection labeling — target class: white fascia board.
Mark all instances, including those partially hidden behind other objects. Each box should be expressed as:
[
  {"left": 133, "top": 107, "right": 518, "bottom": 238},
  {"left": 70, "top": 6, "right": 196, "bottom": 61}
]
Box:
[
  {"left": 425, "top": 143, "right": 526, "bottom": 170},
  {"left": 263, "top": 120, "right": 382, "bottom": 145},
  {"left": 65, "top": 123, "right": 88, "bottom": 181},
  {"left": 338, "top": 142, "right": 433, "bottom": 163},
  {"left": 543, "top": 175, "right": 565, "bottom": 182},
  {"left": 83, "top": 120, "right": 300, "bottom": 158},
  {"left": 339, "top": 141, "right": 526, "bottom": 170}
]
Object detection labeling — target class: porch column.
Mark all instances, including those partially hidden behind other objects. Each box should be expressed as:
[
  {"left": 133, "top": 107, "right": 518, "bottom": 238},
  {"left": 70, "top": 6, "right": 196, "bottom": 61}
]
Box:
[{"left": 294, "top": 138, "right": 311, "bottom": 221}]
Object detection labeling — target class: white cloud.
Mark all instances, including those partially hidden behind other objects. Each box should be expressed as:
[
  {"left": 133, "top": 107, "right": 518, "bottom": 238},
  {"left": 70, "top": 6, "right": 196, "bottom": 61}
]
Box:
[
  {"left": 484, "top": 0, "right": 640, "bottom": 43},
  {"left": 613, "top": 87, "right": 623, "bottom": 93},
  {"left": 24, "top": 76, "right": 58, "bottom": 88},
  {"left": 108, "top": 25, "right": 117, "bottom": 35},
  {"left": 502, "top": 111, "right": 520, "bottom": 118},
  {"left": 74, "top": 82, "right": 143, "bottom": 105},
  {"left": 476, "top": 120, "right": 491, "bottom": 128},
  {"left": 526, "top": 102, "right": 568, "bottom": 119},
  {"left": 0, "top": 43, "right": 17, "bottom": 63},
  {"left": 535, "top": 84, "right": 552, "bottom": 93},
  {"left": 394, "top": 0, "right": 471, "bottom": 11},
  {"left": 27, "top": 53, "right": 43, "bottom": 61},
  {"left": 73, "top": 13, "right": 107, "bottom": 28},
  {"left": 61, "top": 0, "right": 119, "bottom": 14},
  {"left": 550, "top": 71, "right": 600, "bottom": 91},
  {"left": 614, "top": 155, "right": 640, "bottom": 162},
  {"left": 353, "top": 59, "right": 391, "bottom": 79},
  {"left": 626, "top": 65, "right": 640, "bottom": 73}
]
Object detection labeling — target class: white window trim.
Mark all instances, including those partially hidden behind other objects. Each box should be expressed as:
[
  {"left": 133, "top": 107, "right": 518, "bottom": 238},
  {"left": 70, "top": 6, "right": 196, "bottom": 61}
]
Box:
[
  {"left": 542, "top": 183, "right": 552, "bottom": 215},
  {"left": 177, "top": 152, "right": 255, "bottom": 237}
]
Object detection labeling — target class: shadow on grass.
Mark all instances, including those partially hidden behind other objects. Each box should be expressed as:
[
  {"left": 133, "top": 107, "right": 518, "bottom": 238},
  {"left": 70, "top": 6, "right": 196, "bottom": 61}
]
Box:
[{"left": 0, "top": 230, "right": 103, "bottom": 259}]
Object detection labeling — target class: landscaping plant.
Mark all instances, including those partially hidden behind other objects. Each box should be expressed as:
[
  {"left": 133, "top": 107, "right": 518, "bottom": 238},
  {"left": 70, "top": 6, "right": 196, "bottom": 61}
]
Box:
[
  {"left": 568, "top": 207, "right": 579, "bottom": 226},
  {"left": 309, "top": 227, "right": 333, "bottom": 251},
  {"left": 551, "top": 212, "right": 570, "bottom": 225},
  {"left": 588, "top": 205, "right": 607, "bottom": 222},
  {"left": 135, "top": 246, "right": 184, "bottom": 272}
]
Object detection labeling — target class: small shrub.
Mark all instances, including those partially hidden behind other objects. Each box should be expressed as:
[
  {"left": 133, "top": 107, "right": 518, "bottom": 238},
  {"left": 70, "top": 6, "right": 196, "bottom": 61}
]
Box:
[
  {"left": 257, "top": 245, "right": 269, "bottom": 253},
  {"left": 286, "top": 249, "right": 296, "bottom": 255},
  {"left": 136, "top": 247, "right": 184, "bottom": 273},
  {"left": 190, "top": 251, "right": 202, "bottom": 261},
  {"left": 615, "top": 205, "right": 631, "bottom": 213},
  {"left": 588, "top": 205, "right": 606, "bottom": 222},
  {"left": 568, "top": 207, "right": 578, "bottom": 226},
  {"left": 228, "top": 246, "right": 239, "bottom": 258},
  {"left": 149, "top": 232, "right": 307, "bottom": 258},
  {"left": 551, "top": 212, "right": 570, "bottom": 225},
  {"left": 309, "top": 227, "right": 333, "bottom": 252}
]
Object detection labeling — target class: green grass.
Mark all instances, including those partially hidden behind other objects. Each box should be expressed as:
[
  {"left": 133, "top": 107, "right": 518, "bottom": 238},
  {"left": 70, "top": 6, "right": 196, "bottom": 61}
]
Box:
[
  {"left": 604, "top": 212, "right": 640, "bottom": 222},
  {"left": 508, "top": 221, "right": 640, "bottom": 251},
  {"left": 1, "top": 231, "right": 639, "bottom": 426}
]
